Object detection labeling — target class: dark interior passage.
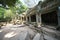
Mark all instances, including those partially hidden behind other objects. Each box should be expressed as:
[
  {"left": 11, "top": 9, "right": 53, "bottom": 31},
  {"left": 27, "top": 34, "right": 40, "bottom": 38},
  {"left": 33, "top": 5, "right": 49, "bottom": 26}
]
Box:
[
  {"left": 31, "top": 14, "right": 36, "bottom": 22},
  {"left": 27, "top": 17, "right": 29, "bottom": 22},
  {"left": 41, "top": 11, "right": 58, "bottom": 26}
]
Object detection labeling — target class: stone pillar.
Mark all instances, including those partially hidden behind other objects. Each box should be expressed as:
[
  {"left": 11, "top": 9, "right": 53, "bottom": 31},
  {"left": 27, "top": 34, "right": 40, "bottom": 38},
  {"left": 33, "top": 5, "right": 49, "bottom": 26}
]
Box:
[
  {"left": 36, "top": 13, "right": 42, "bottom": 27},
  {"left": 36, "top": 13, "right": 39, "bottom": 25},
  {"left": 21, "top": 17, "right": 23, "bottom": 24},
  {"left": 21, "top": 17, "right": 22, "bottom": 22},
  {"left": 26, "top": 16, "right": 28, "bottom": 22},
  {"left": 38, "top": 13, "right": 42, "bottom": 27},
  {"left": 36, "top": 12, "right": 42, "bottom": 27},
  {"left": 29, "top": 15, "right": 31, "bottom": 23},
  {"left": 57, "top": 7, "right": 60, "bottom": 26}
]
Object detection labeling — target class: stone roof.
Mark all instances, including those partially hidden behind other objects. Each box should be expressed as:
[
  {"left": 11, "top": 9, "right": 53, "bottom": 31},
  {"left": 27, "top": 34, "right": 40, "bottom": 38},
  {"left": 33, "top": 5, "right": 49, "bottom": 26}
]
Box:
[{"left": 27, "top": 0, "right": 60, "bottom": 15}]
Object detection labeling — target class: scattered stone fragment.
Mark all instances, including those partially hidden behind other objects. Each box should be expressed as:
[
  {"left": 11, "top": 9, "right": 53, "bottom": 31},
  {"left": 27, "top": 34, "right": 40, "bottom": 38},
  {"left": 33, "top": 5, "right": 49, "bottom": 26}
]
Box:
[
  {"left": 33, "top": 33, "right": 41, "bottom": 40},
  {"left": 44, "top": 34, "right": 58, "bottom": 40},
  {"left": 18, "top": 31, "right": 31, "bottom": 40}
]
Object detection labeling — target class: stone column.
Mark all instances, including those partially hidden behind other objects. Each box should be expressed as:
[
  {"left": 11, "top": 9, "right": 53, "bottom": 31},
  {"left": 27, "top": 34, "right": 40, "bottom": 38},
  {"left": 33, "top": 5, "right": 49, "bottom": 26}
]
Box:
[
  {"left": 21, "top": 17, "right": 23, "bottom": 24},
  {"left": 36, "top": 13, "right": 42, "bottom": 27},
  {"left": 57, "top": 7, "right": 60, "bottom": 26},
  {"left": 29, "top": 15, "right": 31, "bottom": 23},
  {"left": 38, "top": 13, "right": 42, "bottom": 27},
  {"left": 36, "top": 13, "right": 39, "bottom": 25},
  {"left": 21, "top": 17, "right": 22, "bottom": 22},
  {"left": 26, "top": 16, "right": 28, "bottom": 22}
]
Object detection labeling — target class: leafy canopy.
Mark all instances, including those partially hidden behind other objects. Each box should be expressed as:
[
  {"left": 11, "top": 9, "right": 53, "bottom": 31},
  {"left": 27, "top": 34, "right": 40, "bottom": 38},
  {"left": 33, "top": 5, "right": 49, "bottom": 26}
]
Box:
[
  {"left": 0, "top": 0, "right": 18, "bottom": 7},
  {"left": 0, "top": 0, "right": 28, "bottom": 22},
  {"left": 15, "top": 0, "right": 28, "bottom": 14}
]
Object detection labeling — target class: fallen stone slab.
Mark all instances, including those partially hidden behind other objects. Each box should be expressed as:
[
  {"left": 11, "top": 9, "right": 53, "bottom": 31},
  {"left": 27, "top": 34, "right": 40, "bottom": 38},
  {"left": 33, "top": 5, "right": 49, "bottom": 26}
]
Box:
[
  {"left": 33, "top": 33, "right": 41, "bottom": 40},
  {"left": 44, "top": 34, "right": 58, "bottom": 40},
  {"left": 3, "top": 31, "right": 31, "bottom": 40},
  {"left": 18, "top": 31, "right": 31, "bottom": 40},
  {"left": 33, "top": 33, "right": 58, "bottom": 40}
]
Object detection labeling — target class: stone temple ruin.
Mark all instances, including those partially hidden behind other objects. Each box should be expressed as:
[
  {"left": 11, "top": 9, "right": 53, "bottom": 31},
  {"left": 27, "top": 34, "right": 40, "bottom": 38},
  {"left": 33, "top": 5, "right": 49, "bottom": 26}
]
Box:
[
  {"left": 19, "top": 0, "right": 60, "bottom": 40},
  {"left": 20, "top": 0, "right": 60, "bottom": 29}
]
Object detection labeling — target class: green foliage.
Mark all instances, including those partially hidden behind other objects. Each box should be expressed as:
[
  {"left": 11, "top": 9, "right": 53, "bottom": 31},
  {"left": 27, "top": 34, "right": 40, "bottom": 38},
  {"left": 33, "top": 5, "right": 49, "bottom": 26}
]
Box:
[
  {"left": 0, "top": 7, "right": 16, "bottom": 22},
  {"left": 0, "top": 7, "right": 5, "bottom": 22},
  {"left": 0, "top": 7, "right": 5, "bottom": 18},
  {"left": 4, "top": 9, "right": 15, "bottom": 18},
  {"left": 15, "top": 0, "right": 28, "bottom": 14},
  {"left": 0, "top": 0, "right": 28, "bottom": 22},
  {"left": 0, "top": 0, "right": 18, "bottom": 7}
]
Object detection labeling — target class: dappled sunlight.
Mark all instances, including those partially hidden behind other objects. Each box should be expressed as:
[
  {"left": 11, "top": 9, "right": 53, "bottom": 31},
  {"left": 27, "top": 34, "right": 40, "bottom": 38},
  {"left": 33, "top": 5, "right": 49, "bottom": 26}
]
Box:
[
  {"left": 0, "top": 0, "right": 60, "bottom": 40},
  {"left": 4, "top": 32, "right": 18, "bottom": 38},
  {"left": 0, "top": 30, "right": 3, "bottom": 33},
  {"left": 5, "top": 24, "right": 13, "bottom": 28},
  {"left": 10, "top": 28, "right": 19, "bottom": 30}
]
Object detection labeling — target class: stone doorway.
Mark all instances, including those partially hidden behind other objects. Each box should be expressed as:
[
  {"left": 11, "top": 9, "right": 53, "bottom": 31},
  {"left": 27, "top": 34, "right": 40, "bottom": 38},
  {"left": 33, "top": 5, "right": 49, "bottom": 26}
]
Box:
[{"left": 31, "top": 14, "right": 36, "bottom": 22}]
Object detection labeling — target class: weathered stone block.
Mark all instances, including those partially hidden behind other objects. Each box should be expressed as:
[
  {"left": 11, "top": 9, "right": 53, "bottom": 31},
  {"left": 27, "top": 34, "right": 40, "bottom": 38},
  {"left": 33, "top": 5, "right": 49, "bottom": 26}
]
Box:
[
  {"left": 33, "top": 33, "right": 41, "bottom": 40},
  {"left": 18, "top": 31, "right": 30, "bottom": 40}
]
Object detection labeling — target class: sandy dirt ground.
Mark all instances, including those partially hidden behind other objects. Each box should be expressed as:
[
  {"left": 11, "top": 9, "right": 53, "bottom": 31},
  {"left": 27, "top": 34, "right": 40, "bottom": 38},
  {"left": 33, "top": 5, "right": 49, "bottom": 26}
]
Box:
[
  {"left": 0, "top": 24, "right": 59, "bottom": 40},
  {"left": 0, "top": 24, "right": 36, "bottom": 40}
]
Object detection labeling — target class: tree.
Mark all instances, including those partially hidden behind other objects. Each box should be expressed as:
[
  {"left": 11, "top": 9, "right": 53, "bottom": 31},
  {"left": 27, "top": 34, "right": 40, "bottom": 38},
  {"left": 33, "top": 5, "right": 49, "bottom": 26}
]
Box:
[
  {"left": 0, "top": 7, "right": 16, "bottom": 22},
  {"left": 15, "top": 0, "right": 28, "bottom": 14},
  {"left": 0, "top": 7, "right": 6, "bottom": 22},
  {"left": 0, "top": 0, "right": 28, "bottom": 22},
  {"left": 0, "top": 0, "right": 18, "bottom": 7},
  {"left": 4, "top": 9, "right": 16, "bottom": 21}
]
